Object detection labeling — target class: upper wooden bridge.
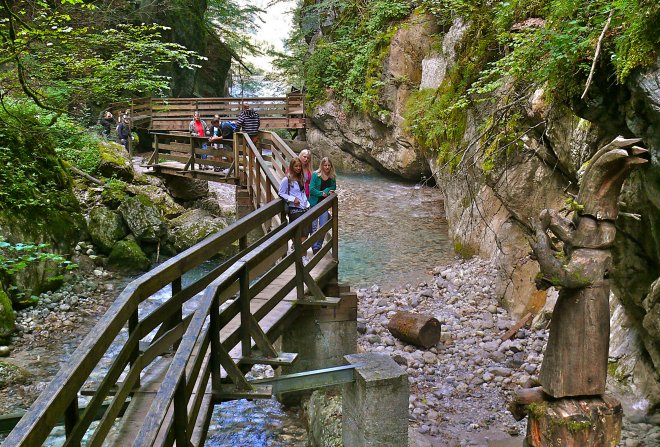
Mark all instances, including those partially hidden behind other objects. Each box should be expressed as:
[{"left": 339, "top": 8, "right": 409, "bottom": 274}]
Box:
[
  {"left": 111, "top": 93, "right": 306, "bottom": 132},
  {"left": 3, "top": 130, "right": 357, "bottom": 447}
]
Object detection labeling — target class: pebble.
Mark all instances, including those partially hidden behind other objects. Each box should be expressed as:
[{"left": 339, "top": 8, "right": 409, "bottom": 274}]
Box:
[
  {"left": 0, "top": 346, "right": 10, "bottom": 357},
  {"left": 355, "top": 257, "right": 653, "bottom": 447}
]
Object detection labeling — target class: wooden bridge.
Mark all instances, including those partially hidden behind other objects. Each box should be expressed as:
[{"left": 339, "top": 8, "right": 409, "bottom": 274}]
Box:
[
  {"left": 3, "top": 132, "right": 356, "bottom": 446},
  {"left": 111, "top": 93, "right": 306, "bottom": 132}
]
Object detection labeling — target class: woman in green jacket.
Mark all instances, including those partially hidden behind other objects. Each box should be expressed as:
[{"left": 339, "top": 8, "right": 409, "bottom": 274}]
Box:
[{"left": 309, "top": 157, "right": 337, "bottom": 254}]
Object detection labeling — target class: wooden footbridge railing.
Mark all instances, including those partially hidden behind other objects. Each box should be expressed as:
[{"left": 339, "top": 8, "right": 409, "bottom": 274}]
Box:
[
  {"left": 3, "top": 134, "right": 345, "bottom": 447},
  {"left": 144, "top": 128, "right": 297, "bottom": 186},
  {"left": 110, "top": 93, "right": 306, "bottom": 131}
]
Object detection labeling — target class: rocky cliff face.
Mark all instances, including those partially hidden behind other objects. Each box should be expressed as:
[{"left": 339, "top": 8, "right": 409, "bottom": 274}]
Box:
[
  {"left": 308, "top": 14, "right": 438, "bottom": 180},
  {"left": 308, "top": 14, "right": 660, "bottom": 411},
  {"left": 134, "top": 0, "right": 231, "bottom": 97}
]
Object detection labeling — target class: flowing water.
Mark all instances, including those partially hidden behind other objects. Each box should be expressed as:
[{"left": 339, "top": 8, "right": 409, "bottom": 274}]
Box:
[
  {"left": 337, "top": 172, "right": 453, "bottom": 289},
  {"left": 39, "top": 173, "right": 452, "bottom": 446}
]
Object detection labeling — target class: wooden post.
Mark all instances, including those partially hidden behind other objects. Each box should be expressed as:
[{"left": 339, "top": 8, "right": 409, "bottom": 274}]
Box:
[
  {"left": 293, "top": 226, "right": 305, "bottom": 300},
  {"left": 64, "top": 397, "right": 80, "bottom": 447},
  {"left": 256, "top": 157, "right": 262, "bottom": 208},
  {"left": 247, "top": 149, "right": 254, "bottom": 206},
  {"left": 332, "top": 196, "right": 339, "bottom": 262},
  {"left": 153, "top": 133, "right": 159, "bottom": 166},
  {"left": 234, "top": 133, "right": 239, "bottom": 183},
  {"left": 128, "top": 310, "right": 140, "bottom": 388},
  {"left": 210, "top": 293, "right": 221, "bottom": 391},
  {"left": 172, "top": 277, "right": 182, "bottom": 351},
  {"left": 190, "top": 136, "right": 196, "bottom": 171},
  {"left": 239, "top": 267, "right": 251, "bottom": 357},
  {"left": 173, "top": 378, "right": 189, "bottom": 446}
]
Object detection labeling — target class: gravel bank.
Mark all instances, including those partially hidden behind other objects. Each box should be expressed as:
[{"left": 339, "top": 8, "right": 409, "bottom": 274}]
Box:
[{"left": 354, "top": 256, "right": 658, "bottom": 447}]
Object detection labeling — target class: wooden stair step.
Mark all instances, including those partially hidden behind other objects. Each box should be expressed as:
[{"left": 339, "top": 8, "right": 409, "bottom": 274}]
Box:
[
  {"left": 295, "top": 296, "right": 341, "bottom": 307},
  {"left": 237, "top": 351, "right": 298, "bottom": 366},
  {"left": 213, "top": 384, "right": 273, "bottom": 401}
]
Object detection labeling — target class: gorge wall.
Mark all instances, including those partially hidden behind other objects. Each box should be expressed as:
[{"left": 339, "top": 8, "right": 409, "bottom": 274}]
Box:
[{"left": 306, "top": 12, "right": 660, "bottom": 411}]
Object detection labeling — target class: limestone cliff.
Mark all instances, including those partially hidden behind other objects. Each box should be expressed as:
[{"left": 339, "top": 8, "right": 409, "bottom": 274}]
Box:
[
  {"left": 306, "top": 13, "right": 660, "bottom": 411},
  {"left": 308, "top": 13, "right": 438, "bottom": 180}
]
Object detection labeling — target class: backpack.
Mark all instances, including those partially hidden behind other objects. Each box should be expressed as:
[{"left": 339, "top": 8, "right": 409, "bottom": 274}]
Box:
[{"left": 221, "top": 121, "right": 235, "bottom": 139}]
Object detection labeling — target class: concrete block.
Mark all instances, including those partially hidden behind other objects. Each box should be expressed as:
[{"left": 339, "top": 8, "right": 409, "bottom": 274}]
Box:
[{"left": 342, "top": 353, "right": 408, "bottom": 447}]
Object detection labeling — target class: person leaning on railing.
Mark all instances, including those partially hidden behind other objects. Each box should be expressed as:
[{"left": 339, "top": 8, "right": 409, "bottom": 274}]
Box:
[
  {"left": 235, "top": 103, "right": 261, "bottom": 145},
  {"left": 309, "top": 157, "right": 336, "bottom": 255},
  {"left": 189, "top": 111, "right": 210, "bottom": 170}
]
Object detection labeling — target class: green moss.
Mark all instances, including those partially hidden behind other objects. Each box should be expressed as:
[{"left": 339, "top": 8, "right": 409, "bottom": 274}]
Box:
[
  {"left": 101, "top": 179, "right": 129, "bottom": 209},
  {"left": 527, "top": 401, "right": 549, "bottom": 418},
  {"left": 556, "top": 417, "right": 592, "bottom": 433},
  {"left": 0, "top": 289, "right": 15, "bottom": 341},
  {"left": 98, "top": 143, "right": 128, "bottom": 167},
  {"left": 608, "top": 359, "right": 630, "bottom": 382},
  {"left": 108, "top": 239, "right": 151, "bottom": 272},
  {"left": 453, "top": 240, "right": 476, "bottom": 258}
]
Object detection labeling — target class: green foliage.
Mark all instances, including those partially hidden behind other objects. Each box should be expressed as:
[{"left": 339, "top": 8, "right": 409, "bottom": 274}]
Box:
[
  {"left": 0, "top": 241, "right": 76, "bottom": 276},
  {"left": 274, "top": 0, "right": 412, "bottom": 112},
  {"left": 0, "top": 0, "right": 203, "bottom": 115},
  {"left": 0, "top": 99, "right": 103, "bottom": 211},
  {"left": 278, "top": 0, "right": 657, "bottom": 176}
]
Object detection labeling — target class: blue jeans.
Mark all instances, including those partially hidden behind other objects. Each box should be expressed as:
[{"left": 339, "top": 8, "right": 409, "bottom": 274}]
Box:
[{"left": 311, "top": 210, "right": 330, "bottom": 254}]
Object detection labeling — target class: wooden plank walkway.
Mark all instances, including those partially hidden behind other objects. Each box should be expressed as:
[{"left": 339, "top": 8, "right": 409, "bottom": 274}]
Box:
[
  {"left": 104, "top": 255, "right": 338, "bottom": 445},
  {"left": 3, "top": 130, "right": 340, "bottom": 447}
]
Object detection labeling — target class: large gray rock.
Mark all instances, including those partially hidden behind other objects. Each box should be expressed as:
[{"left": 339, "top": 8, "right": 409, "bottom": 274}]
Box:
[
  {"left": 164, "top": 176, "right": 209, "bottom": 201},
  {"left": 308, "top": 14, "right": 439, "bottom": 179},
  {"left": 108, "top": 238, "right": 151, "bottom": 272},
  {"left": 127, "top": 184, "right": 185, "bottom": 218},
  {"left": 167, "top": 209, "right": 227, "bottom": 252},
  {"left": 88, "top": 207, "right": 128, "bottom": 254},
  {"left": 97, "top": 141, "right": 134, "bottom": 182},
  {"left": 420, "top": 18, "right": 467, "bottom": 90},
  {"left": 118, "top": 195, "right": 166, "bottom": 243},
  {"left": 0, "top": 289, "right": 15, "bottom": 342}
]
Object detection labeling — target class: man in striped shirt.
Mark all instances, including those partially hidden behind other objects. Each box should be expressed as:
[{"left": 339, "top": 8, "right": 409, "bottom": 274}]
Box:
[{"left": 235, "top": 103, "right": 261, "bottom": 144}]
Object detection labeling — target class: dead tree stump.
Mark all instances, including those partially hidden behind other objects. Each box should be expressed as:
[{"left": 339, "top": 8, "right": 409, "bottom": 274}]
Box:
[
  {"left": 524, "top": 395, "right": 623, "bottom": 447},
  {"left": 387, "top": 312, "right": 441, "bottom": 348}
]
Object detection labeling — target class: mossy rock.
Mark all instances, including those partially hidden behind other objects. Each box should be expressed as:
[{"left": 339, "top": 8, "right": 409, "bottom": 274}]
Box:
[
  {"left": 0, "top": 210, "right": 86, "bottom": 300},
  {"left": 0, "top": 360, "right": 30, "bottom": 389},
  {"left": 88, "top": 207, "right": 129, "bottom": 254},
  {"left": 97, "top": 141, "right": 134, "bottom": 182},
  {"left": 0, "top": 289, "right": 15, "bottom": 342},
  {"left": 118, "top": 194, "right": 166, "bottom": 243},
  {"left": 108, "top": 238, "right": 151, "bottom": 272},
  {"left": 167, "top": 209, "right": 228, "bottom": 253},
  {"left": 127, "top": 184, "right": 185, "bottom": 218}
]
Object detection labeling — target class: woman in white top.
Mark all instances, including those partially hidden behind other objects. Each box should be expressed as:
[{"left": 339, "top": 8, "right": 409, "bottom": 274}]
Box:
[{"left": 279, "top": 157, "right": 311, "bottom": 242}]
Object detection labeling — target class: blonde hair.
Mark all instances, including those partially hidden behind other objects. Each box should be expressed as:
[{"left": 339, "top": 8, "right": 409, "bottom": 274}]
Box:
[
  {"left": 299, "top": 149, "right": 312, "bottom": 170},
  {"left": 315, "top": 157, "right": 336, "bottom": 179}
]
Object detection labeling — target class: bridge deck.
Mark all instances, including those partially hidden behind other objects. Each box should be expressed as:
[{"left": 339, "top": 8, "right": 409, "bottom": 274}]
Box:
[
  {"left": 105, "top": 255, "right": 337, "bottom": 446},
  {"left": 3, "top": 129, "right": 340, "bottom": 447}
]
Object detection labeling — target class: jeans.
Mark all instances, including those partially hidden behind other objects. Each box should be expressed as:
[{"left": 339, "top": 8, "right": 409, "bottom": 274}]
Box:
[{"left": 311, "top": 210, "right": 330, "bottom": 254}]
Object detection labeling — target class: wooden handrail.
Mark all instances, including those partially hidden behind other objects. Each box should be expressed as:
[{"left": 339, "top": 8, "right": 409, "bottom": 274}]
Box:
[
  {"left": 3, "top": 201, "right": 284, "bottom": 447},
  {"left": 134, "top": 194, "right": 338, "bottom": 446},
  {"left": 6, "top": 131, "right": 334, "bottom": 447}
]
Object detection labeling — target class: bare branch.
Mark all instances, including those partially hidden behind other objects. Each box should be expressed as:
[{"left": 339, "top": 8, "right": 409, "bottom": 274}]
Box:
[{"left": 581, "top": 10, "right": 613, "bottom": 100}]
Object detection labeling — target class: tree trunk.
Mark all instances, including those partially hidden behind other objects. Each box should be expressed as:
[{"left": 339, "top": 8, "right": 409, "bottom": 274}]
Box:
[
  {"left": 387, "top": 312, "right": 441, "bottom": 348},
  {"left": 524, "top": 395, "right": 622, "bottom": 447}
]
